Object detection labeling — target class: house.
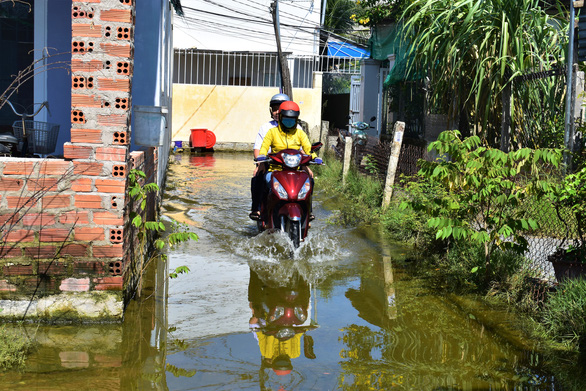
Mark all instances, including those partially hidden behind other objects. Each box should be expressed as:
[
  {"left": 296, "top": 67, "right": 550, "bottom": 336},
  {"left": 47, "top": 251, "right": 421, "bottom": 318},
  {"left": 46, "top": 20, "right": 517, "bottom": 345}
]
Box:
[
  {"left": 170, "top": 0, "right": 328, "bottom": 148},
  {"left": 0, "top": 0, "right": 179, "bottom": 321}
]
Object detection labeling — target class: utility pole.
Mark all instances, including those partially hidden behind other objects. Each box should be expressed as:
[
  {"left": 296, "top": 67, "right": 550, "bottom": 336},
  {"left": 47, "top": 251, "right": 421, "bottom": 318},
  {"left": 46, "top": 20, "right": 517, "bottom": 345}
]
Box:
[
  {"left": 564, "top": 0, "right": 576, "bottom": 171},
  {"left": 270, "top": 0, "right": 293, "bottom": 100}
]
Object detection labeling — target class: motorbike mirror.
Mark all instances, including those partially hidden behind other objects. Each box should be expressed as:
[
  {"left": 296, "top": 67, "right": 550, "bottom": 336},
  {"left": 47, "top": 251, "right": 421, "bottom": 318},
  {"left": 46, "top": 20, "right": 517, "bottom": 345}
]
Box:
[{"left": 310, "top": 142, "right": 323, "bottom": 152}]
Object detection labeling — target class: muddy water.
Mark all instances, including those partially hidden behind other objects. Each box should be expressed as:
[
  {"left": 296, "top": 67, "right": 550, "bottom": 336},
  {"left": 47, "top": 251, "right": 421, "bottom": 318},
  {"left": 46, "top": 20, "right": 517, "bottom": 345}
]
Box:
[{"left": 0, "top": 152, "right": 570, "bottom": 390}]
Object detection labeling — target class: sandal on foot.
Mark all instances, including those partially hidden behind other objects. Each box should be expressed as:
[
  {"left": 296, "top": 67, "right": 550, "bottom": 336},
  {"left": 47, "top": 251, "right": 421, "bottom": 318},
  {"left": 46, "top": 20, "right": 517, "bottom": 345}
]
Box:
[
  {"left": 309, "top": 214, "right": 315, "bottom": 221},
  {"left": 249, "top": 211, "right": 261, "bottom": 220}
]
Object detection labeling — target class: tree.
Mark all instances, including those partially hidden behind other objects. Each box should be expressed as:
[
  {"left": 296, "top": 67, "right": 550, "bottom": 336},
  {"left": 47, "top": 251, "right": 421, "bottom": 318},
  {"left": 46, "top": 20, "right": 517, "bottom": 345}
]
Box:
[
  {"left": 323, "top": 0, "right": 357, "bottom": 35},
  {"left": 401, "top": 0, "right": 567, "bottom": 146},
  {"left": 351, "top": 0, "right": 414, "bottom": 26}
]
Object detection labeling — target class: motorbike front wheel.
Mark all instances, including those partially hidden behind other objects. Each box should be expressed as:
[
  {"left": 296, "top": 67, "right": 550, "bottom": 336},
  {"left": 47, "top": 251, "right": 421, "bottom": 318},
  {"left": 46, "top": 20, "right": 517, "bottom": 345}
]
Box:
[{"left": 286, "top": 219, "right": 300, "bottom": 248}]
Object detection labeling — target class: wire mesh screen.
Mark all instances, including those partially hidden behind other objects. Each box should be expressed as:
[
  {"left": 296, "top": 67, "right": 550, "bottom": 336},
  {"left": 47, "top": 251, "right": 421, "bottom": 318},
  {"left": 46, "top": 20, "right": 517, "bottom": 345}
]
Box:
[
  {"left": 347, "top": 136, "right": 429, "bottom": 181},
  {"left": 511, "top": 66, "right": 567, "bottom": 149}
]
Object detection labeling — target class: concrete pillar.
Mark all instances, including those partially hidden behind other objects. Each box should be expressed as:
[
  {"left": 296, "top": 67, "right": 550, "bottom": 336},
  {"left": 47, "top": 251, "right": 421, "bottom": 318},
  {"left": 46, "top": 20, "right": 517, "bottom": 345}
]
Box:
[
  {"left": 342, "top": 136, "right": 352, "bottom": 185},
  {"left": 382, "top": 121, "right": 405, "bottom": 208},
  {"left": 320, "top": 120, "right": 329, "bottom": 156}
]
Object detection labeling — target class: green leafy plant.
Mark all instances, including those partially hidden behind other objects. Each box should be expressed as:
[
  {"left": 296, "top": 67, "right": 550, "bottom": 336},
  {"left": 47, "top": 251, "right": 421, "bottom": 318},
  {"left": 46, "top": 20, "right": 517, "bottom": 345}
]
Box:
[
  {"left": 323, "top": 0, "right": 359, "bottom": 34},
  {"left": 128, "top": 169, "right": 197, "bottom": 280},
  {"left": 351, "top": 0, "right": 414, "bottom": 26},
  {"left": 402, "top": 130, "right": 562, "bottom": 281},
  {"left": 361, "top": 154, "right": 379, "bottom": 175}
]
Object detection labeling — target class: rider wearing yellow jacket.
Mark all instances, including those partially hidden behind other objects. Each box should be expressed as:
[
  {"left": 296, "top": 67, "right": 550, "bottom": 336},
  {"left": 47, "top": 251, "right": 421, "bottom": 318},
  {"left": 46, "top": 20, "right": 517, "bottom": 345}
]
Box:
[{"left": 258, "top": 101, "right": 317, "bottom": 171}]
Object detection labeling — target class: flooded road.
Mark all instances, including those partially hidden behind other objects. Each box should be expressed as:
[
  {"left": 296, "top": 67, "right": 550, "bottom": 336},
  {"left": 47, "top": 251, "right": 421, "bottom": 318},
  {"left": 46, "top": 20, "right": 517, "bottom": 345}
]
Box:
[{"left": 0, "top": 152, "right": 566, "bottom": 390}]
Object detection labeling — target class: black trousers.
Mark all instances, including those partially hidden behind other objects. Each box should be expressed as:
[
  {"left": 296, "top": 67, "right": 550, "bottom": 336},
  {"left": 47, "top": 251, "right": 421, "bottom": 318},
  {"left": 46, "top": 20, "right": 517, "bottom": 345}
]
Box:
[{"left": 251, "top": 170, "right": 266, "bottom": 212}]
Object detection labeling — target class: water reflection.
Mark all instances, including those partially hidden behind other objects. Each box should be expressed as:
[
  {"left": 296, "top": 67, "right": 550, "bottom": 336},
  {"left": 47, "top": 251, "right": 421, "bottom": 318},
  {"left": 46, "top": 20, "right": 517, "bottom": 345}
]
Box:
[
  {"left": 248, "top": 264, "right": 318, "bottom": 389},
  {"left": 338, "top": 242, "right": 557, "bottom": 390},
  {"left": 0, "top": 250, "right": 169, "bottom": 391},
  {"left": 189, "top": 153, "right": 216, "bottom": 168}
]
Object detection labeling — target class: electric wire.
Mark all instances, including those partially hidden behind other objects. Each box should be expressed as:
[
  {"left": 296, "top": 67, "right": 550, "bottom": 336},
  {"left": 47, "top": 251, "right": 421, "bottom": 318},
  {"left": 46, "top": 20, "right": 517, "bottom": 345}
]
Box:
[
  {"left": 176, "top": 15, "right": 317, "bottom": 46},
  {"left": 176, "top": 0, "right": 362, "bottom": 53},
  {"left": 176, "top": 10, "right": 320, "bottom": 50},
  {"left": 178, "top": 1, "right": 361, "bottom": 47}
]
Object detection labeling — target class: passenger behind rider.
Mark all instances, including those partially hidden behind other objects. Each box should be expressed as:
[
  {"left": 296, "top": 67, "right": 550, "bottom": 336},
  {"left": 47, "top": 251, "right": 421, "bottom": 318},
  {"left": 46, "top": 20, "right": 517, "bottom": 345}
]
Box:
[{"left": 250, "top": 93, "right": 289, "bottom": 220}]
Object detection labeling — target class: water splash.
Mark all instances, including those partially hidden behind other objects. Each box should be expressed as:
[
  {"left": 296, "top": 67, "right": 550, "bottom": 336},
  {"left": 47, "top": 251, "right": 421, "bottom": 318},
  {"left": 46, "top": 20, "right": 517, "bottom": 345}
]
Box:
[
  {"left": 233, "top": 228, "right": 348, "bottom": 264},
  {"left": 231, "top": 227, "right": 348, "bottom": 287}
]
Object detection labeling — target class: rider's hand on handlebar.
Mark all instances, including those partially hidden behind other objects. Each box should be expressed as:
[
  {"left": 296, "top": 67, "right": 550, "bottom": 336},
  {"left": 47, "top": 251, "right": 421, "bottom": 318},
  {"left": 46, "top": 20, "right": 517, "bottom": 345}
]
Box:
[
  {"left": 313, "top": 157, "right": 323, "bottom": 165},
  {"left": 255, "top": 155, "right": 267, "bottom": 162}
]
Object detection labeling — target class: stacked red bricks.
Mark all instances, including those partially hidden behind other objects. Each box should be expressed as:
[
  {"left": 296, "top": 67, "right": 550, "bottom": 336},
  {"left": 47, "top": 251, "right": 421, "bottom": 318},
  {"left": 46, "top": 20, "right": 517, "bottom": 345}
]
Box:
[{"left": 0, "top": 0, "right": 140, "bottom": 306}]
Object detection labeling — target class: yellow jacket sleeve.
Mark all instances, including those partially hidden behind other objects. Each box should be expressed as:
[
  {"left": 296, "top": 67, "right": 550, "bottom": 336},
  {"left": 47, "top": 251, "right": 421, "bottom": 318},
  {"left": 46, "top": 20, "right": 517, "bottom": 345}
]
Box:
[
  {"left": 298, "top": 129, "right": 316, "bottom": 159},
  {"left": 258, "top": 127, "right": 275, "bottom": 156}
]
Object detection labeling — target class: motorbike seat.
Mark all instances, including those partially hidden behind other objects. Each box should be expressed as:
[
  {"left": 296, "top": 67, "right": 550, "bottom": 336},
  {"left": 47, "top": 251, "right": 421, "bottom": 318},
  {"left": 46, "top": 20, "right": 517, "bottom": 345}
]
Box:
[{"left": 0, "top": 133, "right": 18, "bottom": 144}]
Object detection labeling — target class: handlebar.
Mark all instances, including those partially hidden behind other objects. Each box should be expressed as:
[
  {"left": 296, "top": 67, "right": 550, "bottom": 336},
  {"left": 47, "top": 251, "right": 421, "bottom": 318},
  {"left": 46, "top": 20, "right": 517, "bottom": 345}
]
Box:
[{"left": 2, "top": 99, "right": 50, "bottom": 119}]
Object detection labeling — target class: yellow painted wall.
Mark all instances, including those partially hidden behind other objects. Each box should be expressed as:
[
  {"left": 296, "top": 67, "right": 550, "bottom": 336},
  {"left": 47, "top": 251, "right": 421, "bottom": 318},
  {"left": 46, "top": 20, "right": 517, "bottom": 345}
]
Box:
[{"left": 172, "top": 75, "right": 322, "bottom": 148}]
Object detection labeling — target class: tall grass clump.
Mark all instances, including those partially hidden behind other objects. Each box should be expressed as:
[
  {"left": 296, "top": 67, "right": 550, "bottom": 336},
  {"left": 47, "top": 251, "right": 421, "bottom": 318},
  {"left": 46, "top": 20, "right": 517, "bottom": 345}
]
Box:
[
  {"left": 542, "top": 278, "right": 586, "bottom": 352},
  {"left": 315, "top": 154, "right": 381, "bottom": 225},
  {"left": 315, "top": 153, "right": 434, "bottom": 248},
  {"left": 381, "top": 178, "right": 440, "bottom": 246}
]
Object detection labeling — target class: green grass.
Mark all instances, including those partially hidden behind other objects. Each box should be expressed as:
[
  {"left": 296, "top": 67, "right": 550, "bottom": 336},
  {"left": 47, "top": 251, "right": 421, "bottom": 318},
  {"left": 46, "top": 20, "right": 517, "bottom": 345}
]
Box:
[
  {"left": 542, "top": 278, "right": 586, "bottom": 352},
  {"left": 0, "top": 325, "right": 35, "bottom": 370},
  {"left": 314, "top": 153, "right": 434, "bottom": 246}
]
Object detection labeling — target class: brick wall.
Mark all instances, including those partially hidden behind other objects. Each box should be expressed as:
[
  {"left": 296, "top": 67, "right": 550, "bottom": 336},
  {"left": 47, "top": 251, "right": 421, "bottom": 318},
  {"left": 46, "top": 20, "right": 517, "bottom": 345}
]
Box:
[{"left": 0, "top": 0, "right": 159, "bottom": 320}]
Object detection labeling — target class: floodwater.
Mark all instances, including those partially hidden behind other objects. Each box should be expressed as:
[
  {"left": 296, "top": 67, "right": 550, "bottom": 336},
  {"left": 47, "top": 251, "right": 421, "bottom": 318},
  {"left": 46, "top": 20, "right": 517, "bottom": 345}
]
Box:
[{"left": 0, "top": 152, "right": 578, "bottom": 390}]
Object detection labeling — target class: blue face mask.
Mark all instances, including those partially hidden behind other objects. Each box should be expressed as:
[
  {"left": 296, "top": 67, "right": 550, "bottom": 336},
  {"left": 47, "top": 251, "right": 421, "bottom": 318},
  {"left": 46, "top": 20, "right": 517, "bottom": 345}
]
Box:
[{"left": 281, "top": 118, "right": 297, "bottom": 129}]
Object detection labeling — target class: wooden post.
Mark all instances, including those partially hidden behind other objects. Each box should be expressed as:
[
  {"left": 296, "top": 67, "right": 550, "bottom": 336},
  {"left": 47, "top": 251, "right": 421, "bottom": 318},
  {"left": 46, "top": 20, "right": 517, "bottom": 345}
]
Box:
[
  {"left": 320, "top": 120, "right": 329, "bottom": 156},
  {"left": 382, "top": 121, "right": 405, "bottom": 208},
  {"left": 342, "top": 136, "right": 352, "bottom": 185}
]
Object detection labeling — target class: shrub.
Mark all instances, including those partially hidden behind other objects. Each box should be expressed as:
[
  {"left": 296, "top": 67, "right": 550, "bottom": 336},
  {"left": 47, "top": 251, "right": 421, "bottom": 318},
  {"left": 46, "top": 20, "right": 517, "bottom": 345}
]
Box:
[
  {"left": 380, "top": 178, "right": 437, "bottom": 246},
  {"left": 404, "top": 130, "right": 562, "bottom": 281}
]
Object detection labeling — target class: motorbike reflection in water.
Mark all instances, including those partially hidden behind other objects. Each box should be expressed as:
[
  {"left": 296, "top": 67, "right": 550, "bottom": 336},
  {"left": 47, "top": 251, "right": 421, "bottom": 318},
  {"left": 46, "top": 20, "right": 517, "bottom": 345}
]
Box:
[{"left": 248, "top": 264, "right": 318, "bottom": 389}]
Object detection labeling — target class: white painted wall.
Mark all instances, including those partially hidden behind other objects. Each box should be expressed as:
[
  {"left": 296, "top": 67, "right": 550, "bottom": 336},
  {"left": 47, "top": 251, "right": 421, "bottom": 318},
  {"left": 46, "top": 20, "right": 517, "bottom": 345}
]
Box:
[{"left": 172, "top": 81, "right": 323, "bottom": 148}]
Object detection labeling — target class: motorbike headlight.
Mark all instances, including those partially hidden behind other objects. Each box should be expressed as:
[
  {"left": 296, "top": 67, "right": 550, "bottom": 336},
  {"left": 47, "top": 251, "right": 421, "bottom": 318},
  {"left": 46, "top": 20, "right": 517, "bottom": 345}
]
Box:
[
  {"left": 276, "top": 327, "right": 296, "bottom": 340},
  {"left": 272, "top": 178, "right": 289, "bottom": 200},
  {"left": 297, "top": 178, "right": 311, "bottom": 200},
  {"left": 282, "top": 153, "right": 301, "bottom": 168},
  {"left": 294, "top": 306, "right": 306, "bottom": 322},
  {"left": 270, "top": 306, "right": 285, "bottom": 322}
]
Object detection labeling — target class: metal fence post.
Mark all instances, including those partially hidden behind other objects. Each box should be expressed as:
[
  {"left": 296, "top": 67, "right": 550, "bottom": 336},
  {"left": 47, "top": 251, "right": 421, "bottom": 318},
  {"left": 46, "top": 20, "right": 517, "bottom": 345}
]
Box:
[
  {"left": 342, "top": 136, "right": 353, "bottom": 185},
  {"left": 382, "top": 121, "right": 405, "bottom": 208}
]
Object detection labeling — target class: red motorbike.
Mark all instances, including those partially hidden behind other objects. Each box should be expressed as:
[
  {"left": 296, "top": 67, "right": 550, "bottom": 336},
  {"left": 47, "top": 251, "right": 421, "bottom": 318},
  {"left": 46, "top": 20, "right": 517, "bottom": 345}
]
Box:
[{"left": 255, "top": 143, "right": 322, "bottom": 248}]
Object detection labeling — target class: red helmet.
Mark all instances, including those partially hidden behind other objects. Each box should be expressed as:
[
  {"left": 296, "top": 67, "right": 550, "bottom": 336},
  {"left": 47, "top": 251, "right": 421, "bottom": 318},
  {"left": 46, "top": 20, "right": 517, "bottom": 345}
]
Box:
[{"left": 278, "top": 101, "right": 300, "bottom": 119}]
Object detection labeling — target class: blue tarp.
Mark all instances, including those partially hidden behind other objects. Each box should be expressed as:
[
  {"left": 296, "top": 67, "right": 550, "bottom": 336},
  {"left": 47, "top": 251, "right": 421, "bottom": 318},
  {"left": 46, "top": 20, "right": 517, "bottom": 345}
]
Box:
[{"left": 327, "top": 41, "right": 369, "bottom": 58}]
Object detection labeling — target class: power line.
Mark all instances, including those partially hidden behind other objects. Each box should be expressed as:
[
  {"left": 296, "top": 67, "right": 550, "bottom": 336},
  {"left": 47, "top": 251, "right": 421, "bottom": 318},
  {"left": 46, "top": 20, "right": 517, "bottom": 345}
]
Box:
[
  {"left": 175, "top": 16, "right": 319, "bottom": 54},
  {"left": 178, "top": 7, "right": 321, "bottom": 42},
  {"left": 178, "top": 12, "right": 317, "bottom": 41},
  {"left": 177, "top": 0, "right": 361, "bottom": 54}
]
